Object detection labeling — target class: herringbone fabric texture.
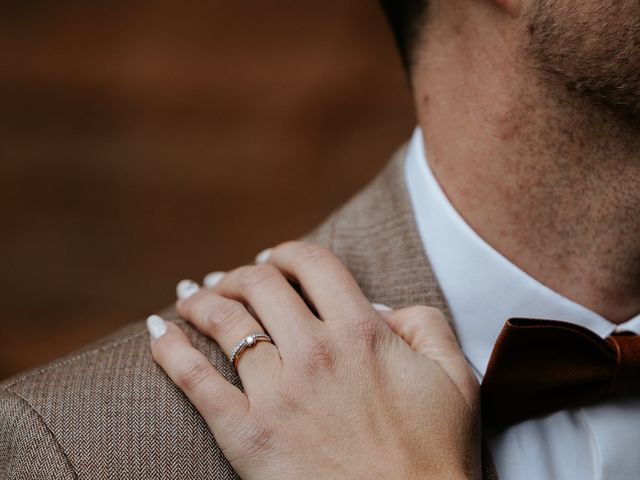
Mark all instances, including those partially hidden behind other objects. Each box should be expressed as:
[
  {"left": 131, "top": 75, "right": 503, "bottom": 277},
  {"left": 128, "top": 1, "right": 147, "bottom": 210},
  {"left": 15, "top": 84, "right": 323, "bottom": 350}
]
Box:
[{"left": 0, "top": 147, "right": 497, "bottom": 479}]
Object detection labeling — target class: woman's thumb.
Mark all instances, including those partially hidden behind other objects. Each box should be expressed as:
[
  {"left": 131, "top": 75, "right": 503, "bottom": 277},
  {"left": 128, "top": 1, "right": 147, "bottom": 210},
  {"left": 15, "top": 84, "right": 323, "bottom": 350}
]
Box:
[{"left": 376, "top": 305, "right": 479, "bottom": 405}]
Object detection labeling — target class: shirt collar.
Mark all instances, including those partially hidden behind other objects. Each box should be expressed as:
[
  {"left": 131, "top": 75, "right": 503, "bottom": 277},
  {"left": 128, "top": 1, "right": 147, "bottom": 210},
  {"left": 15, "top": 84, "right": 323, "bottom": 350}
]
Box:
[{"left": 404, "top": 127, "right": 640, "bottom": 378}]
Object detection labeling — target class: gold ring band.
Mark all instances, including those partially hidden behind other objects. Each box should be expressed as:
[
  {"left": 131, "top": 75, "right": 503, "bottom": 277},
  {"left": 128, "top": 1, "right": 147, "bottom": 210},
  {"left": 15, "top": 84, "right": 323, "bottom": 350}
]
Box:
[{"left": 229, "top": 333, "right": 273, "bottom": 371}]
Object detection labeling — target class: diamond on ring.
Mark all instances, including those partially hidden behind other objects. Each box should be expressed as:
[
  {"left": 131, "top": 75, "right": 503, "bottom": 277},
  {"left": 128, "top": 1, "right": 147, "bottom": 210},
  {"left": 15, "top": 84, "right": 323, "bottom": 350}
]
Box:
[{"left": 229, "top": 333, "right": 273, "bottom": 372}]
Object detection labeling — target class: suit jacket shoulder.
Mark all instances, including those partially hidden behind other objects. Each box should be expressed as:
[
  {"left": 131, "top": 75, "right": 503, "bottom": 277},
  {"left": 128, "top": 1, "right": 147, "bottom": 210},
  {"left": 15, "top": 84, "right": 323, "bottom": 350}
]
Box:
[
  {"left": 1, "top": 315, "right": 240, "bottom": 479},
  {"left": 0, "top": 387, "right": 75, "bottom": 479},
  {"left": 1, "top": 145, "right": 496, "bottom": 479}
]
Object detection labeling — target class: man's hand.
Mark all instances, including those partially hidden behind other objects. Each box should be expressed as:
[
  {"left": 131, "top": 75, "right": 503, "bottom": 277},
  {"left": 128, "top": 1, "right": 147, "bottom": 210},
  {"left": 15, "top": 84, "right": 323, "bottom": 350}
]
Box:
[{"left": 147, "top": 241, "right": 481, "bottom": 480}]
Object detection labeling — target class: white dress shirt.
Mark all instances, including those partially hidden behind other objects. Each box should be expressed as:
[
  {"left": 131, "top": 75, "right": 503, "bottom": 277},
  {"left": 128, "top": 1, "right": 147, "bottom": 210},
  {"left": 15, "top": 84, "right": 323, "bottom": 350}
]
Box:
[{"left": 404, "top": 128, "right": 640, "bottom": 480}]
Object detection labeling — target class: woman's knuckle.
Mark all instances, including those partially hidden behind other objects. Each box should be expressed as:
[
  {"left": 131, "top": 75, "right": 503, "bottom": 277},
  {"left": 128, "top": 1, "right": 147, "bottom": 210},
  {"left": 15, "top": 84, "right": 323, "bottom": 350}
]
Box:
[
  {"left": 176, "top": 359, "right": 211, "bottom": 391},
  {"left": 220, "top": 408, "right": 275, "bottom": 463},
  {"left": 207, "top": 299, "right": 244, "bottom": 334},
  {"left": 238, "top": 264, "right": 279, "bottom": 289},
  {"left": 235, "top": 414, "right": 275, "bottom": 457},
  {"left": 344, "top": 316, "right": 383, "bottom": 351},
  {"left": 302, "top": 336, "right": 336, "bottom": 374},
  {"left": 273, "top": 382, "right": 302, "bottom": 412},
  {"left": 295, "top": 243, "right": 333, "bottom": 265}
]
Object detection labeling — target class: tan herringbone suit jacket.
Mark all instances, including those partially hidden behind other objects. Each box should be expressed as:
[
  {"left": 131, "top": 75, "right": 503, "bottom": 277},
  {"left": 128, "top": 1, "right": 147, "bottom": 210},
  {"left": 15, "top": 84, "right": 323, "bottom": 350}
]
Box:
[{"left": 0, "top": 147, "right": 497, "bottom": 479}]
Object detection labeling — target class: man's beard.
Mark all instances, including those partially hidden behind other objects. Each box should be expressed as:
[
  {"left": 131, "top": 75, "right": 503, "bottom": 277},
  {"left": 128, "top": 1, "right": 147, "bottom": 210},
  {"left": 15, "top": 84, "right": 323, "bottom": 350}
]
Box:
[{"left": 527, "top": 0, "right": 640, "bottom": 123}]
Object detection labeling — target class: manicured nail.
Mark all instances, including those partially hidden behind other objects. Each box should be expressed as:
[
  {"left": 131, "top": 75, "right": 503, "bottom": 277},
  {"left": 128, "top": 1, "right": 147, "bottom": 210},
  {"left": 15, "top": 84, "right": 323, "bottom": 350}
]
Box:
[
  {"left": 255, "top": 248, "right": 272, "bottom": 264},
  {"left": 176, "top": 279, "right": 200, "bottom": 300},
  {"left": 146, "top": 315, "right": 167, "bottom": 340},
  {"left": 203, "top": 271, "right": 225, "bottom": 288},
  {"left": 372, "top": 303, "right": 393, "bottom": 312}
]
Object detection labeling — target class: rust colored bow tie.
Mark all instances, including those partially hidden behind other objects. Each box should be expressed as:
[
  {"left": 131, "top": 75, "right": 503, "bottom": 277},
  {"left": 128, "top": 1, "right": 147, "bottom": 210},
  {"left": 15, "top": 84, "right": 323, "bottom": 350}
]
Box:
[{"left": 481, "top": 318, "right": 640, "bottom": 427}]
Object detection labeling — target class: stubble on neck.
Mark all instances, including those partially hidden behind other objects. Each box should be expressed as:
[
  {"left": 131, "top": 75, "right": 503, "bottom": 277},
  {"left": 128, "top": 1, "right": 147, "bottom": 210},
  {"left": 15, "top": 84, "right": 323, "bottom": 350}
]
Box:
[{"left": 414, "top": 10, "right": 640, "bottom": 323}]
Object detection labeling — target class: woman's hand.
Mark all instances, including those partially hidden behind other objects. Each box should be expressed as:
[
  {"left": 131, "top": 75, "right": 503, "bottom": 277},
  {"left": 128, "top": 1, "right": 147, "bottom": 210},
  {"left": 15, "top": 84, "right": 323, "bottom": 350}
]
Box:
[{"left": 147, "top": 241, "right": 481, "bottom": 480}]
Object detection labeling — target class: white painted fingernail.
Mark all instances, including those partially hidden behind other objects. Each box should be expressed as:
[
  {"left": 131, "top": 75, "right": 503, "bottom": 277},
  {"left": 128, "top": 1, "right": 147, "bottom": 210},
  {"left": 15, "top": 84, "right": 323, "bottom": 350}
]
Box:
[
  {"left": 176, "top": 279, "right": 200, "bottom": 300},
  {"left": 203, "top": 271, "right": 225, "bottom": 288},
  {"left": 146, "top": 315, "right": 167, "bottom": 340},
  {"left": 255, "top": 248, "right": 272, "bottom": 264},
  {"left": 372, "top": 303, "right": 393, "bottom": 312}
]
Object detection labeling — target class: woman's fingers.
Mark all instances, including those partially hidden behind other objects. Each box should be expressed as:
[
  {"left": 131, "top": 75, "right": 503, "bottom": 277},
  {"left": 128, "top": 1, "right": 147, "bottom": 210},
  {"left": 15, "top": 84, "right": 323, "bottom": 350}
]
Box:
[
  {"left": 257, "top": 241, "right": 378, "bottom": 325},
  {"left": 381, "top": 306, "right": 479, "bottom": 406},
  {"left": 147, "top": 246, "right": 482, "bottom": 479},
  {"left": 175, "top": 282, "right": 281, "bottom": 390},
  {"left": 206, "top": 264, "right": 319, "bottom": 357},
  {"left": 147, "top": 316, "right": 249, "bottom": 435}
]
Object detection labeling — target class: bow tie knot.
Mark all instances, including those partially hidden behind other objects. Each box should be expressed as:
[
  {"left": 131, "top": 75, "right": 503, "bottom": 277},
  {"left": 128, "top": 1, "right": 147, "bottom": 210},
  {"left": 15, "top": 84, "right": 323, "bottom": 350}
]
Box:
[{"left": 482, "top": 318, "right": 640, "bottom": 427}]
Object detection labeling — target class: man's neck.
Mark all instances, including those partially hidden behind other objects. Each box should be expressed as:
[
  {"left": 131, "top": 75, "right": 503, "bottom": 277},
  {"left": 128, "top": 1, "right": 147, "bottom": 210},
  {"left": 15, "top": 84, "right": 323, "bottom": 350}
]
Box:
[{"left": 414, "top": 24, "right": 640, "bottom": 324}]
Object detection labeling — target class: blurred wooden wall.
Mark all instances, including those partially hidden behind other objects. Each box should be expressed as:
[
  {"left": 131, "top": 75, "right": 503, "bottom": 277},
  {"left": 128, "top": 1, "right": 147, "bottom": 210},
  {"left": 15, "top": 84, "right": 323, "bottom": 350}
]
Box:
[{"left": 0, "top": 0, "right": 414, "bottom": 380}]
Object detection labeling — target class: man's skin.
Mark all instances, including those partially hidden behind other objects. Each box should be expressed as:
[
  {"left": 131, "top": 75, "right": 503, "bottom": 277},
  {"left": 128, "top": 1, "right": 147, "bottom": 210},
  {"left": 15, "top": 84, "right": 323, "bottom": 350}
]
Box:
[{"left": 413, "top": 0, "right": 640, "bottom": 323}]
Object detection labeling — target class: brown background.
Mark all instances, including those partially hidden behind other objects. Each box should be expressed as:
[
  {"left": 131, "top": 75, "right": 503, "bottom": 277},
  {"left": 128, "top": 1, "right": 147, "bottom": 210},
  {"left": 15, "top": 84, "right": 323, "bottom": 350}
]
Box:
[{"left": 0, "top": 1, "right": 414, "bottom": 380}]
